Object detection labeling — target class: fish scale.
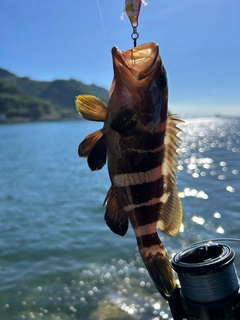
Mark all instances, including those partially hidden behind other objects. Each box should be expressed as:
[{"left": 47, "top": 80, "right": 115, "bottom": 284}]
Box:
[{"left": 76, "top": 42, "right": 183, "bottom": 297}]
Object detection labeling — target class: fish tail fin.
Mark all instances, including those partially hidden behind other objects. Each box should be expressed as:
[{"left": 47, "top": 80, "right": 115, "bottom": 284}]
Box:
[{"left": 136, "top": 232, "right": 176, "bottom": 297}]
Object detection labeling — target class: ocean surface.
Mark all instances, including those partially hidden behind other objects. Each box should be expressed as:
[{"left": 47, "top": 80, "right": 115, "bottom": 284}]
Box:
[{"left": 0, "top": 117, "right": 240, "bottom": 320}]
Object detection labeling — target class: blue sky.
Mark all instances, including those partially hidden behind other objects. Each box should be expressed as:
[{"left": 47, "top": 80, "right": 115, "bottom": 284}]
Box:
[{"left": 0, "top": 0, "right": 239, "bottom": 116}]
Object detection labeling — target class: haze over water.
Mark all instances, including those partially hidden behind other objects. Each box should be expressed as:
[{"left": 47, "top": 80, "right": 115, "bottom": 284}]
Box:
[{"left": 0, "top": 117, "right": 240, "bottom": 319}]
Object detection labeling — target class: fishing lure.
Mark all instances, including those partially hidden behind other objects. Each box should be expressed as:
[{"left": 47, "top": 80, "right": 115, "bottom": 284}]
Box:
[
  {"left": 124, "top": 0, "right": 147, "bottom": 26},
  {"left": 122, "top": 0, "right": 148, "bottom": 46}
]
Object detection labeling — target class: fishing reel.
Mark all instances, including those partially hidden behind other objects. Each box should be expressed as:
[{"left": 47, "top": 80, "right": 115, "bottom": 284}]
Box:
[{"left": 167, "top": 240, "right": 240, "bottom": 320}]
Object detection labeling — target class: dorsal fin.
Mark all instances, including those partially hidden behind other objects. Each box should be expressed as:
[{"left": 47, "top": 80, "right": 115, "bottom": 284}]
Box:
[
  {"left": 75, "top": 95, "right": 107, "bottom": 121},
  {"left": 157, "top": 114, "right": 184, "bottom": 236}
]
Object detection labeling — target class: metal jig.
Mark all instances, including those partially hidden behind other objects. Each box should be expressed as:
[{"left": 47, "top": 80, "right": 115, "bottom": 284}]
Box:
[{"left": 124, "top": 0, "right": 147, "bottom": 47}]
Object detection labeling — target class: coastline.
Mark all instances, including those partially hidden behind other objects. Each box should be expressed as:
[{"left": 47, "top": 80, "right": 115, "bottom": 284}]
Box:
[{"left": 0, "top": 114, "right": 83, "bottom": 125}]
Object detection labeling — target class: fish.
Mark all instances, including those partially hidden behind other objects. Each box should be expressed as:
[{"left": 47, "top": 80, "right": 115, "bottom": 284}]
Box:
[{"left": 75, "top": 42, "right": 183, "bottom": 297}]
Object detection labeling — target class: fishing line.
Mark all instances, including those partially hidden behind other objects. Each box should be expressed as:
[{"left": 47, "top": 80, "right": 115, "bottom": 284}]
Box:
[
  {"left": 96, "top": 0, "right": 109, "bottom": 50},
  {"left": 178, "top": 263, "right": 238, "bottom": 302}
]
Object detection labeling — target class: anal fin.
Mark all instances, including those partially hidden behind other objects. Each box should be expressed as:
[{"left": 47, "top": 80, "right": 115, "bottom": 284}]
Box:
[{"left": 103, "top": 186, "right": 129, "bottom": 237}]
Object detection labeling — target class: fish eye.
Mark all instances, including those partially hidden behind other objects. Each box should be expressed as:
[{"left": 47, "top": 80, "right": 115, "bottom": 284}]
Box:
[{"left": 158, "top": 74, "right": 168, "bottom": 90}]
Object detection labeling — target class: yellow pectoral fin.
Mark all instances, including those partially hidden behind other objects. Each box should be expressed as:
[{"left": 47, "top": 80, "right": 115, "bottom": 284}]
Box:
[{"left": 75, "top": 95, "right": 107, "bottom": 121}]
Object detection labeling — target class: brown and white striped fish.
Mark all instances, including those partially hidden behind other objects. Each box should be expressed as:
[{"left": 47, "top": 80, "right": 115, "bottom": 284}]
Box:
[{"left": 76, "top": 42, "right": 183, "bottom": 297}]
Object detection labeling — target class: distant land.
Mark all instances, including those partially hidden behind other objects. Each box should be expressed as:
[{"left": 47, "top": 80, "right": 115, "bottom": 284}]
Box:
[{"left": 0, "top": 68, "right": 108, "bottom": 123}]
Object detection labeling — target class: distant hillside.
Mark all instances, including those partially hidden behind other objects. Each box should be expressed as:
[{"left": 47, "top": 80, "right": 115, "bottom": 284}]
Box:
[{"left": 0, "top": 68, "right": 108, "bottom": 123}]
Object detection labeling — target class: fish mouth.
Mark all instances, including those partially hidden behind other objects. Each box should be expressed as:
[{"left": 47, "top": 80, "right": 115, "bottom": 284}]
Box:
[{"left": 112, "top": 42, "right": 160, "bottom": 81}]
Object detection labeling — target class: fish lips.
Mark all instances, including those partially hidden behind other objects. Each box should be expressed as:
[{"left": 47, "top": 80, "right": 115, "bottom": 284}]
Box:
[{"left": 111, "top": 42, "right": 161, "bottom": 85}]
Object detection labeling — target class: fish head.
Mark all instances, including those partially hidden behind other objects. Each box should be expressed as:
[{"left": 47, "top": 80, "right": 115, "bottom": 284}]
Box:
[{"left": 109, "top": 42, "right": 168, "bottom": 134}]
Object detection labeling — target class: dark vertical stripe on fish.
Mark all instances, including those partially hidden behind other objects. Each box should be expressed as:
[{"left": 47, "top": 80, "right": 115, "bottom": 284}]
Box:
[
  {"left": 120, "top": 177, "right": 163, "bottom": 206},
  {"left": 140, "top": 130, "right": 165, "bottom": 151},
  {"left": 126, "top": 203, "right": 162, "bottom": 227},
  {"left": 118, "top": 130, "right": 165, "bottom": 152},
  {"left": 117, "top": 149, "right": 163, "bottom": 174},
  {"left": 137, "top": 233, "right": 161, "bottom": 248}
]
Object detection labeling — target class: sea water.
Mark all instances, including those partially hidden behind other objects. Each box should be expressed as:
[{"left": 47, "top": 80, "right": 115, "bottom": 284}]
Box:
[{"left": 0, "top": 117, "right": 239, "bottom": 320}]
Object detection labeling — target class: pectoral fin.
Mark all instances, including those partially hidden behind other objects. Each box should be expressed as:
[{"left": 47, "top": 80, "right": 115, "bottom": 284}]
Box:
[
  {"left": 103, "top": 186, "right": 129, "bottom": 236},
  {"left": 157, "top": 114, "right": 184, "bottom": 236},
  {"left": 75, "top": 95, "right": 107, "bottom": 121}
]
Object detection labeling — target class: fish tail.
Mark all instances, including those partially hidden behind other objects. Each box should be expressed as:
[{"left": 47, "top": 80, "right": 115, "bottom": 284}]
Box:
[{"left": 136, "top": 232, "right": 176, "bottom": 297}]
